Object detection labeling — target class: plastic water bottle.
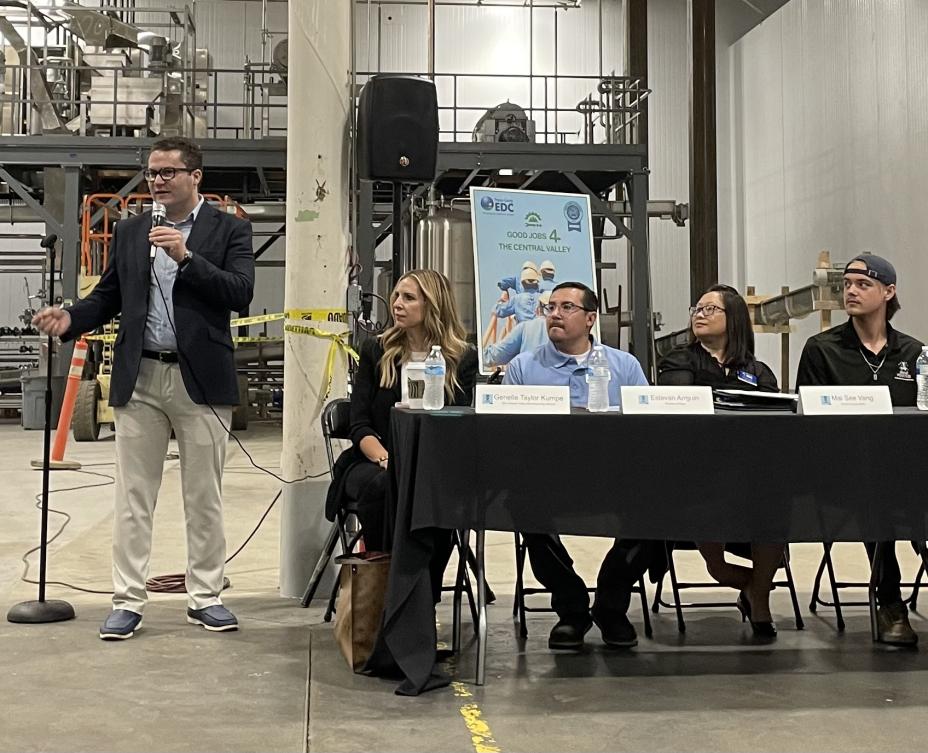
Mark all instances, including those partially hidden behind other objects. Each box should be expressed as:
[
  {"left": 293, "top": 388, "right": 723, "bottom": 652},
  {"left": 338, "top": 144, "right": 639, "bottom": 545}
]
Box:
[
  {"left": 917, "top": 347, "right": 928, "bottom": 411},
  {"left": 422, "top": 345, "right": 446, "bottom": 410},
  {"left": 586, "top": 345, "right": 611, "bottom": 413}
]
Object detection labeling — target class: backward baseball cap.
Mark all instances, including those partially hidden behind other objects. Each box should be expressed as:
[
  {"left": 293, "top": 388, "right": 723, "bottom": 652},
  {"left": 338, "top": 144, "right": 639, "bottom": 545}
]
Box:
[{"left": 844, "top": 254, "right": 897, "bottom": 286}]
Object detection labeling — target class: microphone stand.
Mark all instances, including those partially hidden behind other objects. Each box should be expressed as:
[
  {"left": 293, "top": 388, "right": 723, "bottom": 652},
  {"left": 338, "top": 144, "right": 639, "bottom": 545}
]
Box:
[{"left": 8, "top": 234, "right": 76, "bottom": 624}]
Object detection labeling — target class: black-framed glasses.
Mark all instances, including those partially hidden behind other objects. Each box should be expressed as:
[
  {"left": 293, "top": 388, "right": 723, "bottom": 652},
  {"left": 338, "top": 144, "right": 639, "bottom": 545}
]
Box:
[
  {"left": 144, "top": 167, "right": 195, "bottom": 182},
  {"left": 689, "top": 304, "right": 726, "bottom": 318},
  {"left": 542, "top": 302, "right": 593, "bottom": 316}
]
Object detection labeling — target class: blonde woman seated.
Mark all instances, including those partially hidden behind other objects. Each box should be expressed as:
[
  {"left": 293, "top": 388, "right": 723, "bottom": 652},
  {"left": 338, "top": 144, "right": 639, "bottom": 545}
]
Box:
[
  {"left": 658, "top": 284, "right": 782, "bottom": 638},
  {"left": 324, "top": 269, "right": 477, "bottom": 553}
]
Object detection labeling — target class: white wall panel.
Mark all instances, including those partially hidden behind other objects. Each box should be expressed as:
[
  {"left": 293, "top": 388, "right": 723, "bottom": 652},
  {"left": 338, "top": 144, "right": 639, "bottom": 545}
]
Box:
[
  {"left": 643, "top": 0, "right": 689, "bottom": 334},
  {"left": 729, "top": 0, "right": 928, "bottom": 385}
]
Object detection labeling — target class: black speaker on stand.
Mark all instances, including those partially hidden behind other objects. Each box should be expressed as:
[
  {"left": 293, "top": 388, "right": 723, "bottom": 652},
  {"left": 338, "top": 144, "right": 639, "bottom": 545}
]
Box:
[
  {"left": 357, "top": 74, "right": 439, "bottom": 286},
  {"left": 8, "top": 234, "right": 76, "bottom": 625}
]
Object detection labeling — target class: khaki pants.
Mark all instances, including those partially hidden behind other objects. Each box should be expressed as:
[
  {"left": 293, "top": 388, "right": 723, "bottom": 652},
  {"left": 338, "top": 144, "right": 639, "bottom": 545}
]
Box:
[{"left": 112, "top": 357, "right": 233, "bottom": 613}]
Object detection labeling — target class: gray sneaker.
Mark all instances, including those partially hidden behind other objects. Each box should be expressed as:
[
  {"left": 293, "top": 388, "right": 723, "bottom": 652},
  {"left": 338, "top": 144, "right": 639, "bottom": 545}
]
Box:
[
  {"left": 186, "top": 604, "right": 239, "bottom": 632},
  {"left": 99, "top": 609, "right": 142, "bottom": 640}
]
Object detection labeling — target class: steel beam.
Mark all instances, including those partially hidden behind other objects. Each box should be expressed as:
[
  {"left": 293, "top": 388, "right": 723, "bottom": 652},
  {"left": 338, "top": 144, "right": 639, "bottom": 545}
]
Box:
[
  {"left": 436, "top": 142, "right": 647, "bottom": 174},
  {"left": 0, "top": 167, "right": 63, "bottom": 237},
  {"left": 689, "top": 0, "right": 718, "bottom": 303},
  {"left": 626, "top": 0, "right": 648, "bottom": 147},
  {"left": 629, "top": 168, "right": 653, "bottom": 377},
  {"left": 253, "top": 224, "right": 286, "bottom": 259},
  {"left": 0, "top": 136, "right": 287, "bottom": 170}
]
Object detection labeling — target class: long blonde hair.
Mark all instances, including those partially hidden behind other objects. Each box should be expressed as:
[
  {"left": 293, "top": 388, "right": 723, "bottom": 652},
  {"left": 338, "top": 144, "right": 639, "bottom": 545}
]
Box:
[{"left": 379, "top": 269, "right": 470, "bottom": 399}]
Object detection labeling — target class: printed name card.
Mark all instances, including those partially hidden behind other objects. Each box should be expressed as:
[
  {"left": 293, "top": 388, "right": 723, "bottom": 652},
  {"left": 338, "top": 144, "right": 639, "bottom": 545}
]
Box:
[
  {"left": 619, "top": 386, "right": 715, "bottom": 415},
  {"left": 475, "top": 385, "right": 570, "bottom": 415},
  {"left": 798, "top": 386, "right": 893, "bottom": 415}
]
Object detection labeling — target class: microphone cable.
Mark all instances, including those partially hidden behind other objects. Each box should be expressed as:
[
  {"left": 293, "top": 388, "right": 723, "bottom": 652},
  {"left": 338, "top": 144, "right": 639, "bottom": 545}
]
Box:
[
  {"left": 19, "top": 466, "right": 285, "bottom": 596},
  {"left": 140, "top": 229, "right": 330, "bottom": 593}
]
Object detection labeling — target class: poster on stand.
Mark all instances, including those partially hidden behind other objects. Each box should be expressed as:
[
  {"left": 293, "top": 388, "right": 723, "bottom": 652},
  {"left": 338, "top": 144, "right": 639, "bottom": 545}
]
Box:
[{"left": 471, "top": 186, "right": 598, "bottom": 375}]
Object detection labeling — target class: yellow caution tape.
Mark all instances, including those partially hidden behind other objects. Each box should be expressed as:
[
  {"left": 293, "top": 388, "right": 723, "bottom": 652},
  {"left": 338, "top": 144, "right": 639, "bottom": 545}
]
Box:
[
  {"left": 233, "top": 335, "right": 284, "bottom": 344},
  {"left": 229, "top": 312, "right": 285, "bottom": 327},
  {"left": 285, "top": 308, "right": 349, "bottom": 324},
  {"left": 230, "top": 309, "right": 349, "bottom": 326},
  {"left": 284, "top": 322, "right": 359, "bottom": 399}
]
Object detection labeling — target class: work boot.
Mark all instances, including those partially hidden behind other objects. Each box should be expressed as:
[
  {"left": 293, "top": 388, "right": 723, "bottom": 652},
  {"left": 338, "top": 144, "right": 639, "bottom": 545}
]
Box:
[
  {"left": 876, "top": 602, "right": 918, "bottom": 646},
  {"left": 548, "top": 615, "right": 592, "bottom": 651}
]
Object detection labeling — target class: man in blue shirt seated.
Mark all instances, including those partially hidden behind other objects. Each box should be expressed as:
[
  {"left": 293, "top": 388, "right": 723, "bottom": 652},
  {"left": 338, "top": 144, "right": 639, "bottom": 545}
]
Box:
[{"left": 503, "top": 281, "right": 653, "bottom": 651}]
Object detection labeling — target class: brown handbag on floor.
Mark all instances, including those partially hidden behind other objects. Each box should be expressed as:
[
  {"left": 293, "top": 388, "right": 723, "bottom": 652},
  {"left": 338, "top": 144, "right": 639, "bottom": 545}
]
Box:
[{"left": 333, "top": 551, "right": 391, "bottom": 672}]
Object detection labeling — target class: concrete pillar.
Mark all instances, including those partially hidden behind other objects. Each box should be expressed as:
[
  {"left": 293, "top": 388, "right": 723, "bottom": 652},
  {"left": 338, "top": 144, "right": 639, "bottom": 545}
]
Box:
[{"left": 279, "top": 0, "right": 351, "bottom": 598}]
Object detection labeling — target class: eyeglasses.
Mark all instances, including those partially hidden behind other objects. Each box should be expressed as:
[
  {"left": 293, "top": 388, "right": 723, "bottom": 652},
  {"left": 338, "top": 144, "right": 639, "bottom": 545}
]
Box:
[
  {"left": 542, "top": 302, "right": 593, "bottom": 316},
  {"left": 689, "top": 304, "right": 726, "bottom": 318},
  {"left": 144, "top": 167, "right": 195, "bottom": 182}
]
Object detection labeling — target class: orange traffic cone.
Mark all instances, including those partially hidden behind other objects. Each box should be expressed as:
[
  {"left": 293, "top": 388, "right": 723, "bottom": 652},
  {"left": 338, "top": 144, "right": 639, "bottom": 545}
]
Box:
[{"left": 30, "top": 338, "right": 88, "bottom": 471}]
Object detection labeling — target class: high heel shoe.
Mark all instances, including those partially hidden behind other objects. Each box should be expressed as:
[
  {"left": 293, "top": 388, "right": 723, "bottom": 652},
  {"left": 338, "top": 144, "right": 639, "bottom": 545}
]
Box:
[
  {"left": 737, "top": 590, "right": 777, "bottom": 638},
  {"left": 736, "top": 590, "right": 752, "bottom": 622},
  {"left": 749, "top": 619, "right": 777, "bottom": 638}
]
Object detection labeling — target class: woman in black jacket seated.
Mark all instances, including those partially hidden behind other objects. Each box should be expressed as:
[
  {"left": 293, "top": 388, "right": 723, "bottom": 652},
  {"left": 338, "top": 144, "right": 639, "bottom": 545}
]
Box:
[
  {"left": 326, "top": 268, "right": 477, "bottom": 552},
  {"left": 658, "top": 284, "right": 782, "bottom": 637}
]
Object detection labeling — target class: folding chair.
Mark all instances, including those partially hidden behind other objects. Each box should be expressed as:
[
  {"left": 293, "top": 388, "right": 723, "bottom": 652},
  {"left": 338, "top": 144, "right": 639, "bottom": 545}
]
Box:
[
  {"left": 809, "top": 542, "right": 928, "bottom": 631},
  {"left": 301, "top": 398, "right": 359, "bottom": 616},
  {"left": 301, "top": 398, "right": 484, "bottom": 642},
  {"left": 512, "top": 533, "right": 653, "bottom": 640},
  {"left": 651, "top": 542, "right": 805, "bottom": 633}
]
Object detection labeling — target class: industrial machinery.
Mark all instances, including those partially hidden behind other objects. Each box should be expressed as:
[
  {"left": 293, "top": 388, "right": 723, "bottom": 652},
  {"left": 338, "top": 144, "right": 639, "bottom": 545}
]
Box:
[
  {"left": 472, "top": 102, "right": 536, "bottom": 143},
  {"left": 0, "top": 1, "right": 208, "bottom": 137}
]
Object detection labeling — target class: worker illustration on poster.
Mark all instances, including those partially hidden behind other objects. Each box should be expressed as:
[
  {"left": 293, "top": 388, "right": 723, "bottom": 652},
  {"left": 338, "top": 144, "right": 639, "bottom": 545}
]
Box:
[{"left": 471, "top": 186, "right": 599, "bottom": 374}]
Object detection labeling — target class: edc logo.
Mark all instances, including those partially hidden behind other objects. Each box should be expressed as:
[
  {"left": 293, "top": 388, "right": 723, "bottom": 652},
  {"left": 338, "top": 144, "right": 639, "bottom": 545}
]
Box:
[{"left": 479, "top": 195, "right": 514, "bottom": 213}]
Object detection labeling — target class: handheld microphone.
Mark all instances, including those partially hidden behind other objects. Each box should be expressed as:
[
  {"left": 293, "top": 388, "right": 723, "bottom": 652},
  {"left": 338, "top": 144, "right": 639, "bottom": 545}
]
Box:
[
  {"left": 150, "top": 202, "right": 166, "bottom": 262},
  {"left": 40, "top": 233, "right": 58, "bottom": 249}
]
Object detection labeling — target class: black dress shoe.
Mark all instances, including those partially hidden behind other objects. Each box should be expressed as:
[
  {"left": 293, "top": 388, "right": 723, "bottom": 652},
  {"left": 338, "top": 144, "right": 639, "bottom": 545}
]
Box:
[
  {"left": 592, "top": 608, "right": 638, "bottom": 648},
  {"left": 548, "top": 617, "right": 592, "bottom": 650}
]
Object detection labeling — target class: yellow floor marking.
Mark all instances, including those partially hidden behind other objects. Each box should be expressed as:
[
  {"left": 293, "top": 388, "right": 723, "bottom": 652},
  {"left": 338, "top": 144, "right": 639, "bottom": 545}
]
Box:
[{"left": 452, "top": 681, "right": 502, "bottom": 753}]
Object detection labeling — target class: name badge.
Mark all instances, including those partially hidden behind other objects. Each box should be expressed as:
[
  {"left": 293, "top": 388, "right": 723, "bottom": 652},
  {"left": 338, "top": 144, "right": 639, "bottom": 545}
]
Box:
[
  {"left": 620, "top": 386, "right": 714, "bottom": 414},
  {"left": 475, "top": 385, "right": 570, "bottom": 414},
  {"left": 798, "top": 386, "right": 893, "bottom": 415},
  {"left": 737, "top": 370, "right": 758, "bottom": 386}
]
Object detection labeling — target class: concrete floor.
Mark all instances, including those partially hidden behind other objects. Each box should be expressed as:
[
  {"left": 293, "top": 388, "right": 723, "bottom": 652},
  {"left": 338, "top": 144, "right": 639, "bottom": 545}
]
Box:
[{"left": 2, "top": 418, "right": 926, "bottom": 752}]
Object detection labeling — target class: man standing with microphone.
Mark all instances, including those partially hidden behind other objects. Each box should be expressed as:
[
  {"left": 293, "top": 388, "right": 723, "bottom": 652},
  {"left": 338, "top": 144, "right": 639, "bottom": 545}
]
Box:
[{"left": 33, "top": 137, "right": 255, "bottom": 640}]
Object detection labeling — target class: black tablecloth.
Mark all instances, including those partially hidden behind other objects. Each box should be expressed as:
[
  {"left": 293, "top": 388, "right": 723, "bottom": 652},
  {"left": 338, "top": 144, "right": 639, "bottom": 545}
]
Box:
[{"left": 366, "top": 407, "right": 928, "bottom": 694}]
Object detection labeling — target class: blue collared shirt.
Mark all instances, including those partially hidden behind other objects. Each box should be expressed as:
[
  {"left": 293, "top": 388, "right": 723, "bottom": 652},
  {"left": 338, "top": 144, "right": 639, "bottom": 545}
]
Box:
[
  {"left": 483, "top": 316, "right": 549, "bottom": 367},
  {"left": 503, "top": 338, "right": 649, "bottom": 407},
  {"left": 144, "top": 196, "right": 204, "bottom": 351}
]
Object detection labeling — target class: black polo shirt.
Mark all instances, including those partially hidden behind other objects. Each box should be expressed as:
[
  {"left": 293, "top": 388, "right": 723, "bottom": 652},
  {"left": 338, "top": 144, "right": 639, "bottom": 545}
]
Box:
[
  {"left": 796, "top": 320, "right": 923, "bottom": 406},
  {"left": 657, "top": 341, "right": 779, "bottom": 391}
]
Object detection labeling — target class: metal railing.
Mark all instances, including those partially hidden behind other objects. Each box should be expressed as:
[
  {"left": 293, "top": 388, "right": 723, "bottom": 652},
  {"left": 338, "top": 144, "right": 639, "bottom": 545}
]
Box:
[
  {"left": 0, "top": 59, "right": 287, "bottom": 139},
  {"left": 355, "top": 71, "right": 649, "bottom": 145}
]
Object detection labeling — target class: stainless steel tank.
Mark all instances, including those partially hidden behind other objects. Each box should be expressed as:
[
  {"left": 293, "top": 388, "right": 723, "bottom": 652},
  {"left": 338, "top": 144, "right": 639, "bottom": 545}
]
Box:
[{"left": 414, "top": 206, "right": 476, "bottom": 336}]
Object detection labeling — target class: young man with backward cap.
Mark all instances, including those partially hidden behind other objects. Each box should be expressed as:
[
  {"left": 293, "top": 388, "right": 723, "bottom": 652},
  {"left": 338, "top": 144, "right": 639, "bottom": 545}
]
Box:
[{"left": 797, "top": 253, "right": 924, "bottom": 646}]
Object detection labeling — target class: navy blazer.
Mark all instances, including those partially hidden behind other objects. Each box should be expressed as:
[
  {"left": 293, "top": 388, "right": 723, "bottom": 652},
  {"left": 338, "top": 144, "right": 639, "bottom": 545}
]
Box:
[{"left": 63, "top": 201, "right": 255, "bottom": 406}]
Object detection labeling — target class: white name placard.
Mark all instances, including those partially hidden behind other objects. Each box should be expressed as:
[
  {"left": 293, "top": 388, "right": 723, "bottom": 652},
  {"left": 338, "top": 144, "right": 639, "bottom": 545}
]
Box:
[
  {"left": 475, "top": 384, "right": 570, "bottom": 415},
  {"left": 620, "top": 386, "right": 715, "bottom": 415},
  {"left": 798, "top": 386, "right": 893, "bottom": 415}
]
